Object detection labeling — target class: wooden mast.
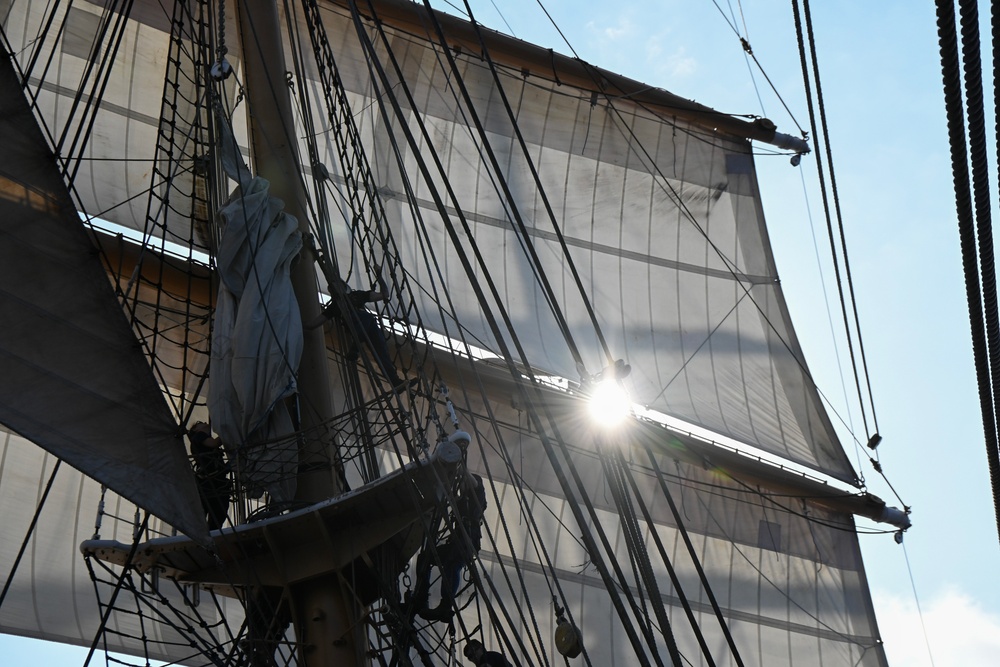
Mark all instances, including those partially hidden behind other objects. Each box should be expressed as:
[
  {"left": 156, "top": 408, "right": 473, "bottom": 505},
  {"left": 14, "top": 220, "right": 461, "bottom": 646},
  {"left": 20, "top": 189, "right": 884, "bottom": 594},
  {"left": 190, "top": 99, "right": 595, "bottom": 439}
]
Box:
[{"left": 235, "top": 1, "right": 363, "bottom": 664}]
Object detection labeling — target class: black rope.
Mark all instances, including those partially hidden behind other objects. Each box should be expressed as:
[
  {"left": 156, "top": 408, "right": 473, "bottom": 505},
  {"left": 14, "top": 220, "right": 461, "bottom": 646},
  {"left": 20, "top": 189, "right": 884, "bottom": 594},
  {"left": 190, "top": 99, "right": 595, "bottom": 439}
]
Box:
[
  {"left": 349, "top": 2, "right": 659, "bottom": 661},
  {"left": 613, "top": 451, "right": 722, "bottom": 666},
  {"left": 85, "top": 556, "right": 236, "bottom": 665},
  {"left": 342, "top": 6, "right": 556, "bottom": 662},
  {"left": 19, "top": 0, "right": 66, "bottom": 85},
  {"left": 934, "top": 0, "right": 1000, "bottom": 543},
  {"left": 790, "top": 0, "right": 872, "bottom": 439},
  {"left": 136, "top": 0, "right": 217, "bottom": 423},
  {"left": 800, "top": 0, "right": 880, "bottom": 436},
  {"left": 421, "top": 0, "right": 596, "bottom": 373},
  {"left": 600, "top": 445, "right": 681, "bottom": 665},
  {"left": 63, "top": 0, "right": 138, "bottom": 188},
  {"left": 294, "top": 0, "right": 465, "bottom": 483},
  {"left": 956, "top": 0, "right": 1000, "bottom": 539},
  {"left": 0, "top": 460, "right": 61, "bottom": 608},
  {"left": 644, "top": 446, "right": 746, "bottom": 666},
  {"left": 84, "top": 513, "right": 152, "bottom": 667}
]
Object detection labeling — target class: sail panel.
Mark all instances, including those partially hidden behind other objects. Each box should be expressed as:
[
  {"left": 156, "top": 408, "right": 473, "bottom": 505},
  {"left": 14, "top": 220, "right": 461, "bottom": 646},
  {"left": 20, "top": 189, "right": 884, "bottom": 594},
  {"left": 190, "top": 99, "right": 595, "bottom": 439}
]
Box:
[
  {"left": 4, "top": 1, "right": 168, "bottom": 234},
  {"left": 1, "top": 0, "right": 853, "bottom": 482},
  {"left": 0, "top": 50, "right": 210, "bottom": 542},
  {"left": 307, "top": 4, "right": 857, "bottom": 482},
  {"left": 474, "top": 508, "right": 884, "bottom": 667},
  {"left": 2, "top": 0, "right": 244, "bottom": 249},
  {"left": 0, "top": 427, "right": 242, "bottom": 660},
  {"left": 454, "top": 387, "right": 887, "bottom": 667}
]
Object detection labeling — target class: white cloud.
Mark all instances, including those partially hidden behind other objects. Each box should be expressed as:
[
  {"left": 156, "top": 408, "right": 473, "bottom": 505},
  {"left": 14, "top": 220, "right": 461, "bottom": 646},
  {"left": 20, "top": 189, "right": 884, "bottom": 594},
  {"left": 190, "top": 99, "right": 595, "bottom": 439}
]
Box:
[
  {"left": 604, "top": 23, "right": 629, "bottom": 41},
  {"left": 875, "top": 588, "right": 1000, "bottom": 666},
  {"left": 659, "top": 45, "right": 696, "bottom": 79},
  {"left": 585, "top": 17, "right": 633, "bottom": 43}
]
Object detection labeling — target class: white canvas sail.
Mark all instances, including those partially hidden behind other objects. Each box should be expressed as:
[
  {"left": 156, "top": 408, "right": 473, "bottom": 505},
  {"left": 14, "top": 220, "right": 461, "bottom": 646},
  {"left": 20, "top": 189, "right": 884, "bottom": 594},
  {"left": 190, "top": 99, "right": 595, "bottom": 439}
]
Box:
[
  {"left": 2, "top": 0, "right": 848, "bottom": 478},
  {"left": 301, "top": 0, "right": 854, "bottom": 483},
  {"left": 453, "top": 377, "right": 886, "bottom": 666},
  {"left": 0, "top": 0, "right": 891, "bottom": 665},
  {"left": 0, "top": 46, "right": 208, "bottom": 542},
  {"left": 0, "top": 426, "right": 245, "bottom": 662}
]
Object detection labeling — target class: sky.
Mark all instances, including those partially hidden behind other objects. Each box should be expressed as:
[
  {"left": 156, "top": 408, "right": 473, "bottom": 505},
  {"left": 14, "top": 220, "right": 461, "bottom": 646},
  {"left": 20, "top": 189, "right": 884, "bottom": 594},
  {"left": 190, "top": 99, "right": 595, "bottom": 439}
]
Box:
[{"left": 4, "top": 0, "right": 998, "bottom": 665}]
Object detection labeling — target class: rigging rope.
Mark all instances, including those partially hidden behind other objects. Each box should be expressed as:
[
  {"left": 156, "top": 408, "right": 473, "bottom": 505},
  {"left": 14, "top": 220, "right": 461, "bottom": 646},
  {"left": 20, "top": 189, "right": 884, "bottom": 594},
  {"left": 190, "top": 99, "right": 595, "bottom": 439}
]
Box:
[
  {"left": 708, "top": 0, "right": 808, "bottom": 138},
  {"left": 613, "top": 452, "right": 722, "bottom": 667},
  {"left": 791, "top": 0, "right": 878, "bottom": 442},
  {"left": 61, "top": 0, "right": 137, "bottom": 188},
  {"left": 955, "top": 0, "right": 1000, "bottom": 541},
  {"left": 348, "top": 2, "right": 661, "bottom": 661},
  {"left": 644, "top": 447, "right": 746, "bottom": 666},
  {"left": 0, "top": 460, "right": 62, "bottom": 609},
  {"left": 429, "top": 0, "right": 610, "bottom": 373},
  {"left": 84, "top": 513, "right": 152, "bottom": 667},
  {"left": 800, "top": 0, "right": 881, "bottom": 440},
  {"left": 599, "top": 445, "right": 681, "bottom": 665},
  {"left": 933, "top": 0, "right": 1000, "bottom": 544}
]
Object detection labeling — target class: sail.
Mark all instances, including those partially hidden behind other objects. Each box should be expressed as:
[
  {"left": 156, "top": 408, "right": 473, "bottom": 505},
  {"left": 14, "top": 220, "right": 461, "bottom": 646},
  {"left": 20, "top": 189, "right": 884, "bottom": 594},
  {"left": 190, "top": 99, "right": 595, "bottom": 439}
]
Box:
[
  {"left": 302, "top": 1, "right": 856, "bottom": 484},
  {"left": 0, "top": 49, "right": 208, "bottom": 542},
  {"left": 453, "top": 376, "right": 887, "bottom": 666},
  {"left": 209, "top": 123, "right": 303, "bottom": 503},
  {"left": 0, "top": 0, "right": 891, "bottom": 665},
  {"left": 477, "top": 470, "right": 885, "bottom": 667},
  {"left": 3, "top": 0, "right": 852, "bottom": 481},
  {"left": 0, "top": 427, "right": 242, "bottom": 661}
]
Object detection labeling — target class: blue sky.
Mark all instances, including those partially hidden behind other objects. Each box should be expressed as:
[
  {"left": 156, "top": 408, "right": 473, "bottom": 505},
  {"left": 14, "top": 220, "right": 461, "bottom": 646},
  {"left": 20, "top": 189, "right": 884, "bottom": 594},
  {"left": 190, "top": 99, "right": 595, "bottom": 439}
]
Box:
[{"left": 5, "top": 1, "right": 999, "bottom": 665}]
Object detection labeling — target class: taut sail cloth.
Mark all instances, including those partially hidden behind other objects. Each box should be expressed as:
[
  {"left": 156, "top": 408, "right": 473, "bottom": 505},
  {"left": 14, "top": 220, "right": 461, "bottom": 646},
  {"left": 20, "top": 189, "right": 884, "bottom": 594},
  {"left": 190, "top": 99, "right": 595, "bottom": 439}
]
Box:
[
  {"left": 0, "top": 0, "right": 888, "bottom": 665},
  {"left": 447, "top": 371, "right": 887, "bottom": 666},
  {"left": 0, "top": 45, "right": 208, "bottom": 542},
  {"left": 313, "top": 0, "right": 854, "bottom": 484},
  {"left": 1, "top": 0, "right": 853, "bottom": 482}
]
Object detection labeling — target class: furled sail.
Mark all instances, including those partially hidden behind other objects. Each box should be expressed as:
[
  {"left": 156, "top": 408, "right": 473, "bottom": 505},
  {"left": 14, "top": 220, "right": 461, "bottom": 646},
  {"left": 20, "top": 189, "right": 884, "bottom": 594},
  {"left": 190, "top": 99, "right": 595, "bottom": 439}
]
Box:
[{"left": 209, "top": 121, "right": 303, "bottom": 503}]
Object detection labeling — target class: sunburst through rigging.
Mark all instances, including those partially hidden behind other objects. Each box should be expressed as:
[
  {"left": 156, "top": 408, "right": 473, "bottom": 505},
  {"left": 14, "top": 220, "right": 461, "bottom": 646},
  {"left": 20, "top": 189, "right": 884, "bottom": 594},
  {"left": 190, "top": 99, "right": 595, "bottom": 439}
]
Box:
[{"left": 588, "top": 379, "right": 632, "bottom": 428}]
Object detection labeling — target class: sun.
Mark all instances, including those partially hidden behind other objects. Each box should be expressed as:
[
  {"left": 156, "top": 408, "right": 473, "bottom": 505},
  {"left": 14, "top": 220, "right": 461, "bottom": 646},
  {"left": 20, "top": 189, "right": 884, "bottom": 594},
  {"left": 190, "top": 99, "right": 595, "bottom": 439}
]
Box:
[{"left": 588, "top": 379, "right": 631, "bottom": 428}]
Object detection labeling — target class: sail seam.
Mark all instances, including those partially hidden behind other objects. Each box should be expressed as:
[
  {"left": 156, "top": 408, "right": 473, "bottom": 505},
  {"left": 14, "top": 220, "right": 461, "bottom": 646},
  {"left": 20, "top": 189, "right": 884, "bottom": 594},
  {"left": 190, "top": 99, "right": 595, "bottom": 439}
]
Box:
[
  {"left": 28, "top": 77, "right": 161, "bottom": 129},
  {"left": 373, "top": 185, "right": 770, "bottom": 284},
  {"left": 478, "top": 550, "right": 881, "bottom": 646}
]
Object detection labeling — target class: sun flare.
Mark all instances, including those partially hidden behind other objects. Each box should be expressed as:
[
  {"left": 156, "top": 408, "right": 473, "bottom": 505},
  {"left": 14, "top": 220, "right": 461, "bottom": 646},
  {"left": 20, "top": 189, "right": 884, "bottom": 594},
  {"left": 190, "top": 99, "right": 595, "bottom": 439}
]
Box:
[{"left": 588, "top": 380, "right": 631, "bottom": 428}]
